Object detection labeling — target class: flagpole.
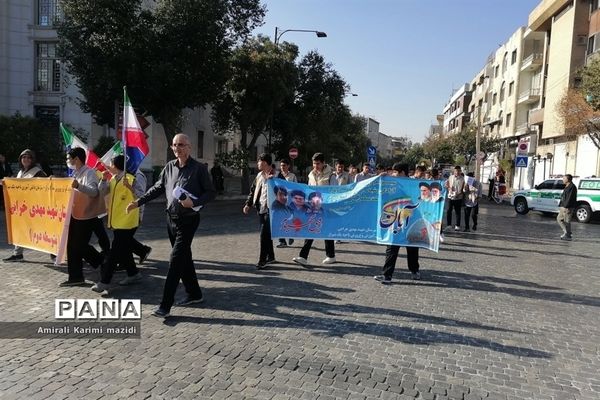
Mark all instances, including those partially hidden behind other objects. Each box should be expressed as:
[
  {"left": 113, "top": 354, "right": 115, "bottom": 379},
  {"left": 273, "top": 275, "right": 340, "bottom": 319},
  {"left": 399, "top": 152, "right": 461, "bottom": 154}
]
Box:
[{"left": 122, "top": 86, "right": 127, "bottom": 165}]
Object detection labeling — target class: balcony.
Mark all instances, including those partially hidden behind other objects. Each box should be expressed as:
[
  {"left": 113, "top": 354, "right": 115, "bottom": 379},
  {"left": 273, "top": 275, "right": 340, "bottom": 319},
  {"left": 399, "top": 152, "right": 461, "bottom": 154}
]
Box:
[
  {"left": 516, "top": 122, "right": 531, "bottom": 135},
  {"left": 529, "top": 108, "right": 544, "bottom": 125},
  {"left": 521, "top": 53, "right": 543, "bottom": 71},
  {"left": 518, "top": 88, "right": 541, "bottom": 104}
]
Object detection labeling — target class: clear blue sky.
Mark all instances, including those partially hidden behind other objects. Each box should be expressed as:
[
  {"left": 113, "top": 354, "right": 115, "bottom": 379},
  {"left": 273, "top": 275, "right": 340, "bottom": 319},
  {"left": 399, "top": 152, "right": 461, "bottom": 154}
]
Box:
[{"left": 254, "top": 0, "right": 540, "bottom": 143}]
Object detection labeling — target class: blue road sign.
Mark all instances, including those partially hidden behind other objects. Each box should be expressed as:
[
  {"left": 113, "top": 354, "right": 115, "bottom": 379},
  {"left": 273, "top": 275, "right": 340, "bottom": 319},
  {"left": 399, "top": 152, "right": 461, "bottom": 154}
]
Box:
[
  {"left": 367, "top": 146, "right": 377, "bottom": 156},
  {"left": 368, "top": 155, "right": 376, "bottom": 166},
  {"left": 515, "top": 156, "right": 528, "bottom": 168}
]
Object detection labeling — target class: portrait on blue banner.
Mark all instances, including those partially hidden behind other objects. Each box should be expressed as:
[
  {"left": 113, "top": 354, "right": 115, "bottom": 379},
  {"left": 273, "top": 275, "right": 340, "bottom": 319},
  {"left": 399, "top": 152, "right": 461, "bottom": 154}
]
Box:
[{"left": 267, "top": 176, "right": 446, "bottom": 251}]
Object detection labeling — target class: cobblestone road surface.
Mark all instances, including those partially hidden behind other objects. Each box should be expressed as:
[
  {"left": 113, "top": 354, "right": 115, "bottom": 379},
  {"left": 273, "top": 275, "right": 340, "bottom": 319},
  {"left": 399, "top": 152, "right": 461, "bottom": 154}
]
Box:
[{"left": 0, "top": 200, "right": 599, "bottom": 399}]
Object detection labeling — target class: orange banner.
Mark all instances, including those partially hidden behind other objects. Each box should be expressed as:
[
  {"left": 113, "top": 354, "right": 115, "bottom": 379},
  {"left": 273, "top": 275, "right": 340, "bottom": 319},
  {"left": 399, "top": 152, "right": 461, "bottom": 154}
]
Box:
[{"left": 3, "top": 178, "right": 74, "bottom": 263}]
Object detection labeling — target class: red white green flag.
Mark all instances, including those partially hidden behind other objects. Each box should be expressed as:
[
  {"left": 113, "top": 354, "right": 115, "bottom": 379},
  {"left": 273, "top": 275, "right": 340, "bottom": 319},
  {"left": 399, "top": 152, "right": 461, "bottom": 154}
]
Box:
[
  {"left": 60, "top": 123, "right": 101, "bottom": 169},
  {"left": 122, "top": 87, "right": 149, "bottom": 173}
]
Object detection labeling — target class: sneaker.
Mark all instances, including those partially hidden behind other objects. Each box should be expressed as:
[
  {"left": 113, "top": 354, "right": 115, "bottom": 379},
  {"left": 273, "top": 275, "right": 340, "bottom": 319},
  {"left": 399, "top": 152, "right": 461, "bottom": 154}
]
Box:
[
  {"left": 119, "top": 273, "right": 142, "bottom": 285},
  {"left": 139, "top": 246, "right": 152, "bottom": 264},
  {"left": 463, "top": 227, "right": 470, "bottom": 232},
  {"left": 59, "top": 279, "right": 86, "bottom": 287},
  {"left": 412, "top": 272, "right": 421, "bottom": 281},
  {"left": 292, "top": 257, "right": 308, "bottom": 266},
  {"left": 322, "top": 257, "right": 336, "bottom": 264},
  {"left": 454, "top": 225, "right": 460, "bottom": 231},
  {"left": 560, "top": 234, "right": 572, "bottom": 241},
  {"left": 256, "top": 261, "right": 267, "bottom": 270},
  {"left": 176, "top": 296, "right": 204, "bottom": 306},
  {"left": 265, "top": 258, "right": 276, "bottom": 265},
  {"left": 335, "top": 240, "right": 343, "bottom": 244},
  {"left": 439, "top": 233, "right": 445, "bottom": 243},
  {"left": 91, "top": 282, "right": 110, "bottom": 293},
  {"left": 472, "top": 225, "right": 477, "bottom": 231},
  {"left": 288, "top": 239, "right": 294, "bottom": 245},
  {"left": 2, "top": 254, "right": 23, "bottom": 262},
  {"left": 151, "top": 307, "right": 170, "bottom": 318},
  {"left": 50, "top": 254, "right": 57, "bottom": 262},
  {"left": 374, "top": 275, "right": 392, "bottom": 284},
  {"left": 276, "top": 242, "right": 288, "bottom": 248}
]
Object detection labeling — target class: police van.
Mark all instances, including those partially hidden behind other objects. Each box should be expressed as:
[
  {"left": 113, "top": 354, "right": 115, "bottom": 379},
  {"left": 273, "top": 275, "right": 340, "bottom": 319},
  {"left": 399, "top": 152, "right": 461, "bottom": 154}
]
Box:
[{"left": 511, "top": 177, "right": 600, "bottom": 223}]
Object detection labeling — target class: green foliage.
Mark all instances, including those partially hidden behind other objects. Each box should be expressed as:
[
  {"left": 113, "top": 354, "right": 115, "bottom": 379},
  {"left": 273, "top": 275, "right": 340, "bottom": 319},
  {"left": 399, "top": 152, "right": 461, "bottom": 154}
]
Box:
[
  {"left": 402, "top": 143, "right": 425, "bottom": 168},
  {"left": 215, "top": 148, "right": 250, "bottom": 171},
  {"left": 57, "top": 0, "right": 265, "bottom": 156},
  {"left": 93, "top": 136, "right": 117, "bottom": 157},
  {"left": 581, "top": 56, "right": 600, "bottom": 111},
  {"left": 0, "top": 113, "right": 63, "bottom": 164},
  {"left": 422, "top": 134, "right": 454, "bottom": 166}
]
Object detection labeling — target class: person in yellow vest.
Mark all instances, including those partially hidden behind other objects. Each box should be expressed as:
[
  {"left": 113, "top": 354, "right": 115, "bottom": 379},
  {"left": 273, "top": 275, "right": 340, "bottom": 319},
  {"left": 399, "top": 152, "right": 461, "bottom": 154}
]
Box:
[{"left": 92, "top": 155, "right": 143, "bottom": 293}]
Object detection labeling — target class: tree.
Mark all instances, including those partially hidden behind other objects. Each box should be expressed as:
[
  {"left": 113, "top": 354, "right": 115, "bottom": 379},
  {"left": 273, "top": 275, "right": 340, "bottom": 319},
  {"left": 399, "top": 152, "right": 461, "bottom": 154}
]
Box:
[
  {"left": 451, "top": 123, "right": 502, "bottom": 168},
  {"left": 212, "top": 36, "right": 299, "bottom": 193},
  {"left": 0, "top": 113, "right": 63, "bottom": 164},
  {"left": 558, "top": 89, "right": 600, "bottom": 149},
  {"left": 422, "top": 133, "right": 454, "bottom": 166},
  {"left": 272, "top": 51, "right": 367, "bottom": 173},
  {"left": 58, "top": 0, "right": 265, "bottom": 159}
]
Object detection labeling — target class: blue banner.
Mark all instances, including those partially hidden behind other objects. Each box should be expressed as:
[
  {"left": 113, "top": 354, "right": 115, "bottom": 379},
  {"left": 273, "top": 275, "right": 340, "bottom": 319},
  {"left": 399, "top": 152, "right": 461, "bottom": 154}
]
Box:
[{"left": 268, "top": 176, "right": 446, "bottom": 252}]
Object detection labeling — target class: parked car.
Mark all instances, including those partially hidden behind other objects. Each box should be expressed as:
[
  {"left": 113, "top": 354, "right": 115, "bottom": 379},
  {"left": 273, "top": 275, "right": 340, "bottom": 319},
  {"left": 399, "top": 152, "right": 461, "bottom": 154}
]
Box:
[{"left": 511, "top": 177, "right": 600, "bottom": 223}]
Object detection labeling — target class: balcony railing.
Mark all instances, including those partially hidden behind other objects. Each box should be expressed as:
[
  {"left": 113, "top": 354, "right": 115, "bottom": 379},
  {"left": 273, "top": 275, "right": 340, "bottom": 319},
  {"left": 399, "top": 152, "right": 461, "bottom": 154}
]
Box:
[
  {"left": 521, "top": 53, "right": 543, "bottom": 71},
  {"left": 518, "top": 88, "right": 541, "bottom": 104},
  {"left": 516, "top": 122, "right": 530, "bottom": 134},
  {"left": 529, "top": 108, "right": 544, "bottom": 125}
]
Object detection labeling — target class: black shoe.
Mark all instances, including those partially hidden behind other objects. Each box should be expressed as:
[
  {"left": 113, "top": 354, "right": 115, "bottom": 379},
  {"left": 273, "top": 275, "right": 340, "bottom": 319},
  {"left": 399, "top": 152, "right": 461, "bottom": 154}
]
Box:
[
  {"left": 374, "top": 275, "right": 392, "bottom": 284},
  {"left": 472, "top": 225, "right": 477, "bottom": 231},
  {"left": 288, "top": 239, "right": 294, "bottom": 245},
  {"left": 411, "top": 272, "right": 421, "bottom": 281},
  {"left": 2, "top": 254, "right": 23, "bottom": 262},
  {"left": 139, "top": 246, "right": 152, "bottom": 264},
  {"left": 463, "top": 228, "right": 470, "bottom": 232},
  {"left": 276, "top": 242, "right": 288, "bottom": 248},
  {"left": 176, "top": 296, "right": 204, "bottom": 306},
  {"left": 59, "top": 279, "right": 86, "bottom": 287},
  {"left": 151, "top": 307, "right": 170, "bottom": 318},
  {"left": 265, "top": 258, "right": 276, "bottom": 265},
  {"left": 256, "top": 261, "right": 267, "bottom": 270},
  {"left": 50, "top": 254, "right": 57, "bottom": 261}
]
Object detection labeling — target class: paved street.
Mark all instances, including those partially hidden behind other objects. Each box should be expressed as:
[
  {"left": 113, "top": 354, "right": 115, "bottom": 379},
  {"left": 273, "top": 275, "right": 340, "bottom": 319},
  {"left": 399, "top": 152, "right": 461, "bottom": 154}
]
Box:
[{"left": 0, "top": 199, "right": 599, "bottom": 400}]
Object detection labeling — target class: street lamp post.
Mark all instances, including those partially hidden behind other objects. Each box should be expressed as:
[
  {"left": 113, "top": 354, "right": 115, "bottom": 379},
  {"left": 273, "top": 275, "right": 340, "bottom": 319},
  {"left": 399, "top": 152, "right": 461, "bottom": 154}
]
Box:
[{"left": 268, "top": 27, "right": 327, "bottom": 154}]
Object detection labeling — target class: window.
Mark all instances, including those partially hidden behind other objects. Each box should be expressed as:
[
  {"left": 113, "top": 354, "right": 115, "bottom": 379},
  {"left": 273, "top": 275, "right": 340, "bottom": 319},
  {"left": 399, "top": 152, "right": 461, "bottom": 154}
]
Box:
[
  {"left": 502, "top": 52, "right": 508, "bottom": 73},
  {"left": 35, "top": 42, "right": 61, "bottom": 92},
  {"left": 500, "top": 82, "right": 506, "bottom": 102},
  {"left": 506, "top": 113, "right": 511, "bottom": 127},
  {"left": 494, "top": 65, "right": 499, "bottom": 78},
  {"left": 493, "top": 93, "right": 497, "bottom": 105},
  {"left": 217, "top": 139, "right": 227, "bottom": 155},
  {"left": 34, "top": 106, "right": 60, "bottom": 127},
  {"left": 509, "top": 81, "right": 514, "bottom": 96},
  {"left": 38, "top": 0, "right": 60, "bottom": 27},
  {"left": 511, "top": 50, "right": 517, "bottom": 65},
  {"left": 588, "top": 35, "right": 596, "bottom": 55},
  {"left": 197, "top": 130, "right": 204, "bottom": 158}
]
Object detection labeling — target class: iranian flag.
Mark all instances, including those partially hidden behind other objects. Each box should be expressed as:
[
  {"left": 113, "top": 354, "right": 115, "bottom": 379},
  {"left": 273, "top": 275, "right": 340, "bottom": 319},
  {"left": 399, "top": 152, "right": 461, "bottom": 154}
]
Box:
[
  {"left": 122, "top": 87, "right": 149, "bottom": 173},
  {"left": 60, "top": 123, "right": 101, "bottom": 169},
  {"left": 99, "top": 141, "right": 123, "bottom": 168}
]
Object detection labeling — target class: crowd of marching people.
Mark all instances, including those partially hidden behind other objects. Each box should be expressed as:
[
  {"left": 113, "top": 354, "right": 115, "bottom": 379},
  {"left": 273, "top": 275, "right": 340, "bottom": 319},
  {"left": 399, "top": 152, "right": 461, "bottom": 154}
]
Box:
[{"left": 1, "top": 141, "right": 489, "bottom": 318}]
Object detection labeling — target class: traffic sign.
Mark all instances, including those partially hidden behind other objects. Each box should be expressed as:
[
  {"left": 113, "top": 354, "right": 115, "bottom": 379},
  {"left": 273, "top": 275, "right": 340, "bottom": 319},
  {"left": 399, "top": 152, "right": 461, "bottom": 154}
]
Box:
[
  {"left": 367, "top": 146, "right": 377, "bottom": 156},
  {"left": 515, "top": 156, "right": 528, "bottom": 168},
  {"left": 517, "top": 138, "right": 529, "bottom": 155},
  {"left": 288, "top": 148, "right": 298, "bottom": 159},
  {"left": 368, "top": 155, "right": 376, "bottom": 167}
]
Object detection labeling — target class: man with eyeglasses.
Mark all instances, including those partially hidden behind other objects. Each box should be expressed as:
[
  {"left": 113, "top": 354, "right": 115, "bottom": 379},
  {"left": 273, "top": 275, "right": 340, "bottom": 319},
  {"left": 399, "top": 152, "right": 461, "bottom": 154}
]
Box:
[{"left": 127, "top": 133, "right": 216, "bottom": 318}]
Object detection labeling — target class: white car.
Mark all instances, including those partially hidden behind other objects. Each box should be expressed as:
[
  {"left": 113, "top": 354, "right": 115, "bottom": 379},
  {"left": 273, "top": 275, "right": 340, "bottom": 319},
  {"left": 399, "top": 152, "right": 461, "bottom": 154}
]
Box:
[{"left": 511, "top": 177, "right": 600, "bottom": 223}]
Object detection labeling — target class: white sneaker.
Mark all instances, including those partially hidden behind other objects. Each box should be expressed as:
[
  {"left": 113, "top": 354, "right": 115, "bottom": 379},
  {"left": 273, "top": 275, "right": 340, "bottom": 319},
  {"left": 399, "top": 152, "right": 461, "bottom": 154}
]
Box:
[
  {"left": 454, "top": 225, "right": 460, "bottom": 231},
  {"left": 292, "top": 257, "right": 308, "bottom": 266},
  {"left": 439, "top": 233, "right": 445, "bottom": 243},
  {"left": 322, "top": 257, "right": 336, "bottom": 264},
  {"left": 119, "top": 273, "right": 142, "bottom": 286},
  {"left": 91, "top": 282, "right": 110, "bottom": 293}
]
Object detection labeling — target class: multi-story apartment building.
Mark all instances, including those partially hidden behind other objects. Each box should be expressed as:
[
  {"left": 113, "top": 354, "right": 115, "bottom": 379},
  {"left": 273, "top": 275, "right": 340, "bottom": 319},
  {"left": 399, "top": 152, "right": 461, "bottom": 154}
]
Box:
[
  {"left": 442, "top": 84, "right": 472, "bottom": 135},
  {"left": 528, "top": 0, "right": 598, "bottom": 180},
  {"left": 0, "top": 0, "right": 229, "bottom": 172},
  {"left": 364, "top": 117, "right": 393, "bottom": 160}
]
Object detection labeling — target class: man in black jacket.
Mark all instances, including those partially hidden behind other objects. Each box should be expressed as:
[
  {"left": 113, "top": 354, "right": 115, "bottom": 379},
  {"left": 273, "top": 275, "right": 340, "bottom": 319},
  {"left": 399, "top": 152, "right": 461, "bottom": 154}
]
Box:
[{"left": 557, "top": 174, "right": 577, "bottom": 241}]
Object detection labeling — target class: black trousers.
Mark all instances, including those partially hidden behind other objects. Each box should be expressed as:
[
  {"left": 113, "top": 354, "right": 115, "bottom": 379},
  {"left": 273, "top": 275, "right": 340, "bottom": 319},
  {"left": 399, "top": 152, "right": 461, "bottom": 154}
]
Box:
[
  {"left": 161, "top": 214, "right": 202, "bottom": 311},
  {"left": 92, "top": 217, "right": 111, "bottom": 254},
  {"left": 382, "top": 245, "right": 419, "bottom": 278},
  {"left": 446, "top": 199, "right": 463, "bottom": 227},
  {"left": 130, "top": 237, "right": 146, "bottom": 258},
  {"left": 299, "top": 239, "right": 335, "bottom": 259},
  {"left": 100, "top": 228, "right": 139, "bottom": 284},
  {"left": 464, "top": 205, "right": 479, "bottom": 229},
  {"left": 258, "top": 213, "right": 274, "bottom": 262},
  {"left": 67, "top": 217, "right": 103, "bottom": 281}
]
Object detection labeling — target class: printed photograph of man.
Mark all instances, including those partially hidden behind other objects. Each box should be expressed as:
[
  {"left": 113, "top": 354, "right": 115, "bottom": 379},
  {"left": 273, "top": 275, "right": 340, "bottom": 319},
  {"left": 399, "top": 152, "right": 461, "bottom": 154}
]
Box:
[
  {"left": 271, "top": 185, "right": 291, "bottom": 213},
  {"left": 308, "top": 192, "right": 323, "bottom": 214},
  {"left": 430, "top": 182, "right": 443, "bottom": 203},
  {"left": 290, "top": 190, "right": 309, "bottom": 214},
  {"left": 418, "top": 182, "right": 432, "bottom": 202}
]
